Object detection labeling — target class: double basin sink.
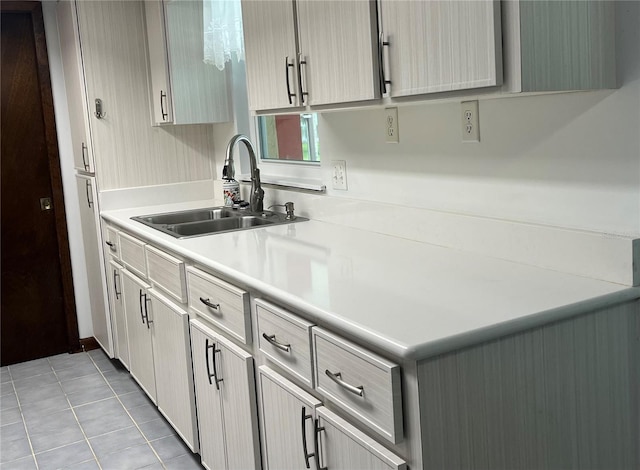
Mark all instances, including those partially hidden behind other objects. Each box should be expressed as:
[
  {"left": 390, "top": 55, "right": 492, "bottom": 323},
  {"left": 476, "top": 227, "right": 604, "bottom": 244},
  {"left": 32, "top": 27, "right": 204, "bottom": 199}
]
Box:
[{"left": 132, "top": 206, "right": 307, "bottom": 239}]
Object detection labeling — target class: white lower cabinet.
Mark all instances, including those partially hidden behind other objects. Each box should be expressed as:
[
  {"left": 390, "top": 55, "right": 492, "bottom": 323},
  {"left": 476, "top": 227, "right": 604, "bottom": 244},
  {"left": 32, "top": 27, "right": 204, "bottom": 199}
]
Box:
[
  {"left": 258, "top": 366, "right": 321, "bottom": 469},
  {"left": 121, "top": 269, "right": 156, "bottom": 402},
  {"left": 190, "top": 319, "right": 260, "bottom": 470},
  {"left": 107, "top": 259, "right": 128, "bottom": 369},
  {"left": 149, "top": 289, "right": 199, "bottom": 452},
  {"left": 258, "top": 365, "right": 406, "bottom": 470}
]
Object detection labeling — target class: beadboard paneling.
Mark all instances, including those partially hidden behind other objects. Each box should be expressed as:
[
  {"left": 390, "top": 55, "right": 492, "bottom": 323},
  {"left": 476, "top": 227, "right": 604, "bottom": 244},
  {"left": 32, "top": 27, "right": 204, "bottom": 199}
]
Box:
[
  {"left": 296, "top": 0, "right": 380, "bottom": 105},
  {"left": 418, "top": 300, "right": 640, "bottom": 470},
  {"left": 519, "top": 0, "right": 616, "bottom": 91},
  {"left": 75, "top": 0, "right": 214, "bottom": 190}
]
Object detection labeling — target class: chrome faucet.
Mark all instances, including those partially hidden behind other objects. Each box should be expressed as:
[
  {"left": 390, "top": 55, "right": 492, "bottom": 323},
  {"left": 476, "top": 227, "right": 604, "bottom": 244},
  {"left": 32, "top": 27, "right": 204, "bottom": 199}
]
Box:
[{"left": 223, "top": 134, "right": 264, "bottom": 213}]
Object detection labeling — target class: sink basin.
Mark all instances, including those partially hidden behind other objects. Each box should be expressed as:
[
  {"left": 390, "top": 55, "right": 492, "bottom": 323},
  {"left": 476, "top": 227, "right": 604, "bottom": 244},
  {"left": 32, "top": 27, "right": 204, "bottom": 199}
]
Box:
[
  {"left": 131, "top": 206, "right": 307, "bottom": 238},
  {"left": 168, "top": 216, "right": 274, "bottom": 236},
  {"left": 135, "top": 207, "right": 235, "bottom": 225}
]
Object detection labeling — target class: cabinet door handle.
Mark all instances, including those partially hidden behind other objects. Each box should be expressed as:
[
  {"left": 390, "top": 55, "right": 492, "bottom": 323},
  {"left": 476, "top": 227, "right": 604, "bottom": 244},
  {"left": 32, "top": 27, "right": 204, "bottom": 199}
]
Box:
[
  {"left": 139, "top": 290, "right": 146, "bottom": 323},
  {"left": 262, "top": 333, "right": 291, "bottom": 352},
  {"left": 113, "top": 270, "right": 121, "bottom": 300},
  {"left": 378, "top": 33, "right": 391, "bottom": 95},
  {"left": 205, "top": 339, "right": 214, "bottom": 385},
  {"left": 313, "top": 418, "right": 327, "bottom": 470},
  {"left": 297, "top": 53, "right": 308, "bottom": 105},
  {"left": 139, "top": 290, "right": 152, "bottom": 327},
  {"left": 160, "top": 90, "right": 168, "bottom": 121},
  {"left": 301, "top": 407, "right": 314, "bottom": 468},
  {"left": 81, "top": 142, "right": 89, "bottom": 171},
  {"left": 285, "top": 56, "right": 296, "bottom": 105},
  {"left": 105, "top": 241, "right": 116, "bottom": 251},
  {"left": 325, "top": 369, "right": 364, "bottom": 397},
  {"left": 143, "top": 294, "right": 152, "bottom": 329},
  {"left": 85, "top": 180, "right": 93, "bottom": 208},
  {"left": 199, "top": 297, "right": 220, "bottom": 310}
]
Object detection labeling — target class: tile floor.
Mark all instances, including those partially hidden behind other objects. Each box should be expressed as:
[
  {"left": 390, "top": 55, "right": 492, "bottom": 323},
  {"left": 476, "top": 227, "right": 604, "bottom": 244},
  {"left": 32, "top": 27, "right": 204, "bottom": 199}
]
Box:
[{"left": 0, "top": 349, "right": 203, "bottom": 470}]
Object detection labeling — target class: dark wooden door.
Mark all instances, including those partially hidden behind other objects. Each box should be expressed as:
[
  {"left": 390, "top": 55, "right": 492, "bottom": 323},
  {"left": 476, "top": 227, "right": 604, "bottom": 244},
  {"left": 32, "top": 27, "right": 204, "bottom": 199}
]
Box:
[{"left": 1, "top": 3, "right": 79, "bottom": 365}]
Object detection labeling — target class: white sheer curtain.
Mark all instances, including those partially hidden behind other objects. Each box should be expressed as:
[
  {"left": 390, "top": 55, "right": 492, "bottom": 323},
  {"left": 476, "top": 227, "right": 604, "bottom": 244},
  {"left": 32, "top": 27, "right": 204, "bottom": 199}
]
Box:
[{"left": 203, "top": 0, "right": 245, "bottom": 71}]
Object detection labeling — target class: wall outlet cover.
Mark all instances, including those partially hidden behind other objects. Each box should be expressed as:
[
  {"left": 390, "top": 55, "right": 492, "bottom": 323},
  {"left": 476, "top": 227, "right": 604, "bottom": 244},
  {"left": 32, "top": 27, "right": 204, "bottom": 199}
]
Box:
[
  {"left": 331, "top": 160, "right": 348, "bottom": 190},
  {"left": 385, "top": 107, "right": 399, "bottom": 143},
  {"left": 461, "top": 100, "right": 480, "bottom": 143}
]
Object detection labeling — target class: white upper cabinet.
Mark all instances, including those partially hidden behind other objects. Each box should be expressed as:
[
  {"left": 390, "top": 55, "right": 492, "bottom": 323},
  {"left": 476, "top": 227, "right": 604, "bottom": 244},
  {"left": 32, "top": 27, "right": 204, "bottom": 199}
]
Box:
[
  {"left": 241, "top": 0, "right": 299, "bottom": 111},
  {"left": 56, "top": 1, "right": 95, "bottom": 173},
  {"left": 296, "top": 0, "right": 380, "bottom": 106},
  {"left": 378, "top": 0, "right": 502, "bottom": 98},
  {"left": 144, "top": 0, "right": 231, "bottom": 125},
  {"left": 242, "top": 0, "right": 381, "bottom": 112},
  {"left": 502, "top": 0, "right": 616, "bottom": 92}
]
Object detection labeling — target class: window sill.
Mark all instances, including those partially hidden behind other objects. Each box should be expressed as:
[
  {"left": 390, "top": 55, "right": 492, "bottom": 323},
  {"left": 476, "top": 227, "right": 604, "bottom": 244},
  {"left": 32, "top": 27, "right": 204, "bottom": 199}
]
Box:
[{"left": 238, "top": 174, "right": 326, "bottom": 192}]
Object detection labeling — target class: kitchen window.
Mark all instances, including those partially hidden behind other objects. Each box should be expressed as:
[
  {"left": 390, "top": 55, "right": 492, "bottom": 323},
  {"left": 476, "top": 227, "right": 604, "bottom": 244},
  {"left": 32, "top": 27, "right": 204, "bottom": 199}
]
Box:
[{"left": 257, "top": 114, "right": 320, "bottom": 163}]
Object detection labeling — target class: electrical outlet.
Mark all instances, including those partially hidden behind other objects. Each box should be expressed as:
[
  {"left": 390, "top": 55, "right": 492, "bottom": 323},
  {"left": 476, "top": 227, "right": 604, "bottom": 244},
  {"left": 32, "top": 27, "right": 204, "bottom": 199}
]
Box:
[
  {"left": 461, "top": 100, "right": 480, "bottom": 142},
  {"left": 331, "top": 160, "right": 347, "bottom": 190},
  {"left": 385, "top": 107, "right": 399, "bottom": 143}
]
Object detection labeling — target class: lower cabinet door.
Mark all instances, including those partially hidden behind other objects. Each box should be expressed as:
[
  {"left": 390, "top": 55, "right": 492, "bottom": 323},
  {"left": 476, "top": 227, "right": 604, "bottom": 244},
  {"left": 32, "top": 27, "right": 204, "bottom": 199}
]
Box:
[
  {"left": 190, "top": 319, "right": 260, "bottom": 470},
  {"left": 108, "top": 260, "right": 129, "bottom": 369},
  {"left": 149, "top": 289, "right": 199, "bottom": 452},
  {"left": 122, "top": 269, "right": 156, "bottom": 402},
  {"left": 258, "top": 366, "right": 322, "bottom": 470},
  {"left": 316, "top": 407, "right": 407, "bottom": 470}
]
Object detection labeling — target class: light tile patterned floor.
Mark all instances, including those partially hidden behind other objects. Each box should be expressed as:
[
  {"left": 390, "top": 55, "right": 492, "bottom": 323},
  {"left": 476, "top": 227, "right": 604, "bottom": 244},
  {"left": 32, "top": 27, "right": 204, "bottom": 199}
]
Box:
[{"left": 0, "top": 350, "right": 203, "bottom": 470}]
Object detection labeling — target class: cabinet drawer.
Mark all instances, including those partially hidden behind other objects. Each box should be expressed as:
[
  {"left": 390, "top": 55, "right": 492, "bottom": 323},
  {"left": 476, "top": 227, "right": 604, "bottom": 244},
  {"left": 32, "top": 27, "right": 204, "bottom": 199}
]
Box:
[
  {"left": 256, "top": 299, "right": 315, "bottom": 388},
  {"left": 146, "top": 245, "right": 186, "bottom": 304},
  {"left": 118, "top": 232, "right": 147, "bottom": 279},
  {"left": 104, "top": 225, "right": 119, "bottom": 260},
  {"left": 312, "top": 327, "right": 403, "bottom": 444},
  {"left": 186, "top": 267, "right": 250, "bottom": 344}
]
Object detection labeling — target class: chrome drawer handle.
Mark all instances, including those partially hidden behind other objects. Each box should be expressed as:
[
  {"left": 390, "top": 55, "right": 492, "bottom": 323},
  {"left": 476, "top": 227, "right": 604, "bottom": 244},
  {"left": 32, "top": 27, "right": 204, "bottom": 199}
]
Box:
[
  {"left": 262, "top": 333, "right": 291, "bottom": 353},
  {"left": 200, "top": 297, "right": 220, "bottom": 310},
  {"left": 325, "top": 370, "right": 364, "bottom": 397}
]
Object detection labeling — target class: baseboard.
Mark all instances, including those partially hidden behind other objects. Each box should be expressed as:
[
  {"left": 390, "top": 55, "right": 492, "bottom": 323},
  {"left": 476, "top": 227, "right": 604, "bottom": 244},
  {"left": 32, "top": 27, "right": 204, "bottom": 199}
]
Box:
[{"left": 79, "top": 337, "right": 100, "bottom": 352}]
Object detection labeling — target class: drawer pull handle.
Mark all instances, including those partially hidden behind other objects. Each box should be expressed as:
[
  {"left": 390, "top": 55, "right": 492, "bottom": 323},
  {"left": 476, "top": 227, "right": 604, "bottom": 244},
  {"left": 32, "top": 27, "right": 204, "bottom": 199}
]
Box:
[
  {"left": 200, "top": 297, "right": 220, "bottom": 310},
  {"left": 105, "top": 241, "right": 116, "bottom": 251},
  {"left": 325, "top": 370, "right": 364, "bottom": 397},
  {"left": 301, "top": 407, "right": 314, "bottom": 468},
  {"left": 262, "top": 333, "right": 291, "bottom": 352}
]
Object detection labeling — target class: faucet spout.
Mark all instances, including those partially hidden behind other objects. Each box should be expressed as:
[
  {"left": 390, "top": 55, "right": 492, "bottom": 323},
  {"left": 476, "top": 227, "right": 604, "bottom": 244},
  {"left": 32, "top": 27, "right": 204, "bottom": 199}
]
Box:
[{"left": 224, "top": 134, "right": 264, "bottom": 212}]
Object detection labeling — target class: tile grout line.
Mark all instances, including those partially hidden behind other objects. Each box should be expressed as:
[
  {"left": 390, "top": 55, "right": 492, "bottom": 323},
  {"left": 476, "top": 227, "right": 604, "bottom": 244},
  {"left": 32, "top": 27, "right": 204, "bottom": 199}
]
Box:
[
  {"left": 85, "top": 352, "right": 170, "bottom": 470},
  {"left": 6, "top": 366, "right": 39, "bottom": 470},
  {"left": 47, "top": 355, "right": 104, "bottom": 470}
]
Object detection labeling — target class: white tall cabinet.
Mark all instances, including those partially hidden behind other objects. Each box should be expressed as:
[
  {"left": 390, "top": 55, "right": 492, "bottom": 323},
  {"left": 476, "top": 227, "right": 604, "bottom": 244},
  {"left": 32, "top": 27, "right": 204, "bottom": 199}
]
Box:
[{"left": 74, "top": 174, "right": 112, "bottom": 355}]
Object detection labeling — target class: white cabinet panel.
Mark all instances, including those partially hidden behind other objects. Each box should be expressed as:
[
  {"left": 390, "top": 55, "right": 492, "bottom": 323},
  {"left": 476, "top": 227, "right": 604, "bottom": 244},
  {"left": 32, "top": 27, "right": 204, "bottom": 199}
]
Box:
[
  {"left": 122, "top": 269, "right": 156, "bottom": 402},
  {"left": 296, "top": 0, "right": 380, "bottom": 105},
  {"left": 190, "top": 319, "right": 260, "bottom": 470},
  {"left": 108, "top": 259, "right": 128, "bottom": 369},
  {"left": 144, "top": 0, "right": 172, "bottom": 125},
  {"left": 379, "top": 0, "right": 502, "bottom": 97},
  {"left": 316, "top": 407, "right": 407, "bottom": 470},
  {"left": 241, "top": 0, "right": 299, "bottom": 111},
  {"left": 149, "top": 289, "right": 198, "bottom": 452},
  {"left": 57, "top": 0, "right": 95, "bottom": 173},
  {"left": 258, "top": 366, "right": 321, "bottom": 470},
  {"left": 75, "top": 175, "right": 112, "bottom": 356}
]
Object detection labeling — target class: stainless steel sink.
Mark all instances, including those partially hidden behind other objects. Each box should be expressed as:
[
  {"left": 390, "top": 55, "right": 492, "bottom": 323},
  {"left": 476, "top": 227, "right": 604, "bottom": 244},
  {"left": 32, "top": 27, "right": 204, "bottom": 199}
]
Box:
[{"left": 131, "top": 206, "right": 306, "bottom": 238}]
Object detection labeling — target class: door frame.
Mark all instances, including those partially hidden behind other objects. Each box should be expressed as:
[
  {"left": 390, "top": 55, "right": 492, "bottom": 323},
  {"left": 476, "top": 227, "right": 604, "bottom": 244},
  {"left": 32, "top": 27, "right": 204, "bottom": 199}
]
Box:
[{"left": 2, "top": 1, "right": 81, "bottom": 353}]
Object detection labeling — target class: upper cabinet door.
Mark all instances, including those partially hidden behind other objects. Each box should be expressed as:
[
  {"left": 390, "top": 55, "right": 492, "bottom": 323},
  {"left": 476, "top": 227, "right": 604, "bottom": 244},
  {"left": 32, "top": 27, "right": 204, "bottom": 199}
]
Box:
[
  {"left": 56, "top": 1, "right": 95, "bottom": 173},
  {"left": 296, "top": 0, "right": 380, "bottom": 106},
  {"left": 241, "top": 0, "right": 299, "bottom": 111},
  {"left": 379, "top": 0, "right": 502, "bottom": 97},
  {"left": 144, "top": 0, "right": 173, "bottom": 125}
]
